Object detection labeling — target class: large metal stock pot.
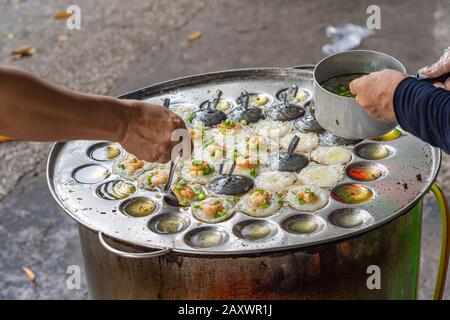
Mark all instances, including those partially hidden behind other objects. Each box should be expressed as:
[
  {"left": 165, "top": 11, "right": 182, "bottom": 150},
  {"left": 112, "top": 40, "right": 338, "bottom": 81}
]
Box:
[{"left": 47, "top": 67, "right": 446, "bottom": 300}]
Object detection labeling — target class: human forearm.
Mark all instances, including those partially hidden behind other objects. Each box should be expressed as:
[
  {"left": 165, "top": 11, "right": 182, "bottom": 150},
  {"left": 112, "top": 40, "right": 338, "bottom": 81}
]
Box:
[
  {"left": 394, "top": 77, "right": 450, "bottom": 153},
  {"left": 0, "top": 66, "right": 127, "bottom": 142}
]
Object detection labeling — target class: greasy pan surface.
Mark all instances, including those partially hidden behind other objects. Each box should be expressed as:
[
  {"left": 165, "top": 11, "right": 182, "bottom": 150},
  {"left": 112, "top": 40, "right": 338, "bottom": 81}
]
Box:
[{"left": 47, "top": 68, "right": 440, "bottom": 256}]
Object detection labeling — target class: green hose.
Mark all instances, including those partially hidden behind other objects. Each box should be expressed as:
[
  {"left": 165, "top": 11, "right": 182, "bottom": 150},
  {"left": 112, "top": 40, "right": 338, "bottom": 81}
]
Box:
[{"left": 430, "top": 184, "right": 450, "bottom": 300}]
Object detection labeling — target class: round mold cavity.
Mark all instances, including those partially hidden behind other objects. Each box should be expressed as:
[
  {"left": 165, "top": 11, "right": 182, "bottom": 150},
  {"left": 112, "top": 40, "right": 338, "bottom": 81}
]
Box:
[
  {"left": 119, "top": 197, "right": 159, "bottom": 218},
  {"left": 96, "top": 180, "right": 136, "bottom": 200},
  {"left": 346, "top": 162, "right": 386, "bottom": 181},
  {"left": 328, "top": 208, "right": 373, "bottom": 229},
  {"left": 276, "top": 87, "right": 312, "bottom": 105},
  {"left": 148, "top": 211, "right": 190, "bottom": 234},
  {"left": 236, "top": 92, "right": 273, "bottom": 107},
  {"left": 88, "top": 142, "right": 121, "bottom": 161},
  {"left": 184, "top": 226, "right": 229, "bottom": 249},
  {"left": 355, "top": 143, "right": 391, "bottom": 160},
  {"left": 371, "top": 128, "right": 402, "bottom": 141},
  {"left": 233, "top": 219, "right": 278, "bottom": 241},
  {"left": 73, "top": 164, "right": 110, "bottom": 184},
  {"left": 331, "top": 183, "right": 374, "bottom": 204},
  {"left": 281, "top": 214, "right": 326, "bottom": 235}
]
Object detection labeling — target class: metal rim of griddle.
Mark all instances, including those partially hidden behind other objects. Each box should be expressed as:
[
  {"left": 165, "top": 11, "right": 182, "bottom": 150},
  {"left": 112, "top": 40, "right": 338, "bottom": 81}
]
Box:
[{"left": 46, "top": 67, "right": 441, "bottom": 256}]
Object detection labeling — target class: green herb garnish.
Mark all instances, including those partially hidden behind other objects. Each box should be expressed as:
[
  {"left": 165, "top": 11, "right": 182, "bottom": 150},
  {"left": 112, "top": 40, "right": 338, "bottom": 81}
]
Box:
[
  {"left": 214, "top": 209, "right": 227, "bottom": 218},
  {"left": 260, "top": 201, "right": 271, "bottom": 209},
  {"left": 202, "top": 167, "right": 212, "bottom": 175},
  {"left": 198, "top": 193, "right": 206, "bottom": 200},
  {"left": 192, "top": 160, "right": 203, "bottom": 166}
]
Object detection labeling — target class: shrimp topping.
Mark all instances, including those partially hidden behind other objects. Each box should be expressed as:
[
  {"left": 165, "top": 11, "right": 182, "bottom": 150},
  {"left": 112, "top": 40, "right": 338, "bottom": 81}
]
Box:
[
  {"left": 120, "top": 156, "right": 144, "bottom": 171},
  {"left": 200, "top": 199, "right": 226, "bottom": 217},
  {"left": 147, "top": 171, "right": 169, "bottom": 186},
  {"left": 173, "top": 181, "right": 206, "bottom": 206},
  {"left": 218, "top": 120, "right": 242, "bottom": 134},
  {"left": 248, "top": 189, "right": 272, "bottom": 208},
  {"left": 206, "top": 144, "right": 224, "bottom": 158},
  {"left": 188, "top": 160, "right": 214, "bottom": 177},
  {"left": 296, "top": 188, "right": 317, "bottom": 204},
  {"left": 236, "top": 156, "right": 258, "bottom": 169}
]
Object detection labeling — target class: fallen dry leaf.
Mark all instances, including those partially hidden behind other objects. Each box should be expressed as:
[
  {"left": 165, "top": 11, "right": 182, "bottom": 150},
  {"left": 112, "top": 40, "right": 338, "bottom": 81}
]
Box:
[
  {"left": 57, "top": 35, "right": 67, "bottom": 42},
  {"left": 11, "top": 44, "right": 36, "bottom": 60},
  {"left": 0, "top": 135, "right": 12, "bottom": 142},
  {"left": 22, "top": 267, "right": 36, "bottom": 282},
  {"left": 187, "top": 31, "right": 202, "bottom": 43},
  {"left": 8, "top": 0, "right": 21, "bottom": 4},
  {"left": 54, "top": 12, "right": 73, "bottom": 20},
  {"left": 5, "top": 33, "right": 14, "bottom": 40}
]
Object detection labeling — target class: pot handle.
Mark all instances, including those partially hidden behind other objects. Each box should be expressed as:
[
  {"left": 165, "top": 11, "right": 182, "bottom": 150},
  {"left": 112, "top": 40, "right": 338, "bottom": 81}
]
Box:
[
  {"left": 290, "top": 64, "right": 316, "bottom": 71},
  {"left": 98, "top": 232, "right": 171, "bottom": 259},
  {"left": 429, "top": 184, "right": 450, "bottom": 300}
]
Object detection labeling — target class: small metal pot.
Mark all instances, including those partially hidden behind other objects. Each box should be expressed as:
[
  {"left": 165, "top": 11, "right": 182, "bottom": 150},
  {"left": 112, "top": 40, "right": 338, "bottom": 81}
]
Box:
[{"left": 314, "top": 50, "right": 406, "bottom": 139}]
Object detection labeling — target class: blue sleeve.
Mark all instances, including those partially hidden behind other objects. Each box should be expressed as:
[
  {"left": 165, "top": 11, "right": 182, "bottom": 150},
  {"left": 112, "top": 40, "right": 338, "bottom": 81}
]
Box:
[{"left": 394, "top": 77, "right": 450, "bottom": 154}]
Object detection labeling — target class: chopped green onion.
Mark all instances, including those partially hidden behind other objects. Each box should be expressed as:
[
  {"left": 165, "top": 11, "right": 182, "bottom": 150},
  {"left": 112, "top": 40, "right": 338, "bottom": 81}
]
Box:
[
  {"left": 260, "top": 201, "right": 271, "bottom": 209},
  {"left": 198, "top": 193, "right": 206, "bottom": 200}
]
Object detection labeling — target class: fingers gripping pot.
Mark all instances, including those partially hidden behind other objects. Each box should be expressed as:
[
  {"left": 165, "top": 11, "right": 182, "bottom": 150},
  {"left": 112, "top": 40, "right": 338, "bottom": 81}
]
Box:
[{"left": 313, "top": 50, "right": 406, "bottom": 139}]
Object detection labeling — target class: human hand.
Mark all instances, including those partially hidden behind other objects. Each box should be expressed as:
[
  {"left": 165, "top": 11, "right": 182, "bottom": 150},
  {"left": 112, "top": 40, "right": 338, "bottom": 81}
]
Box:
[
  {"left": 119, "top": 100, "right": 188, "bottom": 163},
  {"left": 418, "top": 46, "right": 450, "bottom": 90},
  {"left": 349, "top": 69, "right": 407, "bottom": 122}
]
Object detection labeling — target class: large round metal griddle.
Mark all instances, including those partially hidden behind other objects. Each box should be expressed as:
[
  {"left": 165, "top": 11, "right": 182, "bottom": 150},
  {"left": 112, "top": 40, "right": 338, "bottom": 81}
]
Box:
[{"left": 47, "top": 68, "right": 441, "bottom": 256}]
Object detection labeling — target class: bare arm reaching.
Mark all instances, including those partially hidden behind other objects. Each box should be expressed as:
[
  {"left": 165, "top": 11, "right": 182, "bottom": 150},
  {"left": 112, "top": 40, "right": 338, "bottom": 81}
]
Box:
[{"left": 0, "top": 66, "right": 186, "bottom": 162}]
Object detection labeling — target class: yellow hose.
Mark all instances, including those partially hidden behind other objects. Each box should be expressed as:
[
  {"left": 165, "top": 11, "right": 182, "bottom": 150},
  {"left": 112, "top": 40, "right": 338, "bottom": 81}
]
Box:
[
  {"left": 0, "top": 135, "right": 12, "bottom": 142},
  {"left": 430, "top": 184, "right": 450, "bottom": 300}
]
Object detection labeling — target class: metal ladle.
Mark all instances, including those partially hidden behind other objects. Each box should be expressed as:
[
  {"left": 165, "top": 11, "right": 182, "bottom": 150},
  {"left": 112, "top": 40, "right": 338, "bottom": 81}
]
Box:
[
  {"left": 269, "top": 135, "right": 309, "bottom": 172},
  {"left": 194, "top": 90, "right": 227, "bottom": 126},
  {"left": 228, "top": 90, "right": 264, "bottom": 123},
  {"left": 266, "top": 86, "right": 306, "bottom": 121},
  {"left": 209, "top": 161, "right": 254, "bottom": 196},
  {"left": 161, "top": 98, "right": 182, "bottom": 206}
]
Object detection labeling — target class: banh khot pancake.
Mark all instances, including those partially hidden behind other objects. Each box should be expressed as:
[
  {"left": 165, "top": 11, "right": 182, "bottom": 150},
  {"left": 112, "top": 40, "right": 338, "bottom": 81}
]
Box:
[{"left": 286, "top": 185, "right": 329, "bottom": 212}]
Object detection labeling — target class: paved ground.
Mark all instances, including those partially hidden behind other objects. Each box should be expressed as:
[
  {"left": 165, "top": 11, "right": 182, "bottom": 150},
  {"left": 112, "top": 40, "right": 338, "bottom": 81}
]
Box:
[{"left": 0, "top": 0, "right": 449, "bottom": 299}]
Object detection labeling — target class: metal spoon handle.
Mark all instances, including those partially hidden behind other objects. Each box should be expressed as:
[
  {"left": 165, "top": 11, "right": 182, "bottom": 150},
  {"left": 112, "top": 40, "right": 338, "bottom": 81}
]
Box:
[
  {"left": 287, "top": 135, "right": 300, "bottom": 156},
  {"left": 227, "top": 162, "right": 236, "bottom": 177},
  {"left": 164, "top": 159, "right": 177, "bottom": 192},
  {"left": 211, "top": 89, "right": 223, "bottom": 107},
  {"left": 289, "top": 84, "right": 299, "bottom": 100},
  {"left": 219, "top": 162, "right": 225, "bottom": 175},
  {"left": 163, "top": 98, "right": 171, "bottom": 108},
  {"left": 240, "top": 90, "right": 250, "bottom": 109}
]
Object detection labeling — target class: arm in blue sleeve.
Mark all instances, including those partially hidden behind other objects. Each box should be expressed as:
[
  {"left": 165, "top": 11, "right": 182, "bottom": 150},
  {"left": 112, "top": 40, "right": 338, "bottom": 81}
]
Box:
[{"left": 394, "top": 77, "right": 450, "bottom": 154}]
